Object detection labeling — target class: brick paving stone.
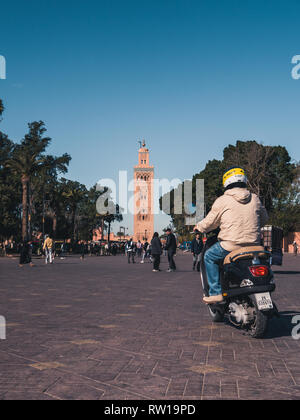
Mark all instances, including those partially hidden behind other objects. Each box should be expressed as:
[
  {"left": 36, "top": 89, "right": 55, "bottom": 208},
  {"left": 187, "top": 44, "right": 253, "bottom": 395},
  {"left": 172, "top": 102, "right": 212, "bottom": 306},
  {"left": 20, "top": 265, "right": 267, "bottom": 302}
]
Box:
[{"left": 0, "top": 253, "right": 300, "bottom": 399}]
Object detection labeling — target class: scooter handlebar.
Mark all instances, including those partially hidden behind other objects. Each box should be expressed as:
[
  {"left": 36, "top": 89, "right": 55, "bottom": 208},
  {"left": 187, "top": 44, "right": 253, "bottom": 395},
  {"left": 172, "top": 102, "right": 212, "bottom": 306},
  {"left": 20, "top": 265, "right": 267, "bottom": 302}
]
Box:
[{"left": 190, "top": 229, "right": 201, "bottom": 234}]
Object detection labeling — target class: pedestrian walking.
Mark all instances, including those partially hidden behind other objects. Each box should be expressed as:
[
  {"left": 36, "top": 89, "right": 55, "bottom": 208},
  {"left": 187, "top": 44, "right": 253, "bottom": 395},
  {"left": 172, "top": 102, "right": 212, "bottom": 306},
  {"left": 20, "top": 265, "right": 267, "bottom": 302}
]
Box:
[
  {"left": 293, "top": 241, "right": 298, "bottom": 256},
  {"left": 151, "top": 232, "right": 162, "bottom": 272},
  {"left": 126, "top": 239, "right": 136, "bottom": 263},
  {"left": 165, "top": 228, "right": 177, "bottom": 272},
  {"left": 43, "top": 235, "right": 54, "bottom": 264},
  {"left": 191, "top": 233, "right": 204, "bottom": 272},
  {"left": 140, "top": 241, "right": 149, "bottom": 263},
  {"left": 60, "top": 241, "right": 66, "bottom": 259},
  {"left": 80, "top": 240, "right": 85, "bottom": 260},
  {"left": 19, "top": 240, "right": 34, "bottom": 267},
  {"left": 163, "top": 244, "right": 167, "bottom": 257},
  {"left": 112, "top": 243, "right": 118, "bottom": 256},
  {"left": 136, "top": 240, "right": 142, "bottom": 258}
]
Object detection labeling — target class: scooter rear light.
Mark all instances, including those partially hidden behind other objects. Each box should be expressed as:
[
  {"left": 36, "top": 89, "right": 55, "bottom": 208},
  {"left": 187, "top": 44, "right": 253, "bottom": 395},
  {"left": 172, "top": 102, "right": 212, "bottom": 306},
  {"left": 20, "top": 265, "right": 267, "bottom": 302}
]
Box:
[{"left": 249, "top": 265, "right": 269, "bottom": 277}]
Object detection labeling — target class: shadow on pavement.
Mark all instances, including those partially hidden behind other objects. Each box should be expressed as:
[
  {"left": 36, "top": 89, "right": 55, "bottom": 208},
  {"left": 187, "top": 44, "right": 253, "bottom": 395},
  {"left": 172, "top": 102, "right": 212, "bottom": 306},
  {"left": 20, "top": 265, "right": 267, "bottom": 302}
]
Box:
[
  {"left": 266, "top": 311, "right": 300, "bottom": 339},
  {"left": 274, "top": 270, "right": 300, "bottom": 275},
  {"left": 222, "top": 311, "right": 300, "bottom": 340}
]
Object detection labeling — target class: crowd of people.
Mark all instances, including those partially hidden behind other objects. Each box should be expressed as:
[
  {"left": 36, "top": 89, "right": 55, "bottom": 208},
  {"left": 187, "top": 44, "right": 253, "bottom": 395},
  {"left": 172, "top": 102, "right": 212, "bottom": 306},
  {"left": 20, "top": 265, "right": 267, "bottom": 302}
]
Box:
[
  {"left": 4, "top": 227, "right": 204, "bottom": 273},
  {"left": 3, "top": 229, "right": 298, "bottom": 274},
  {"left": 0, "top": 237, "right": 129, "bottom": 267},
  {"left": 124, "top": 228, "right": 204, "bottom": 273}
]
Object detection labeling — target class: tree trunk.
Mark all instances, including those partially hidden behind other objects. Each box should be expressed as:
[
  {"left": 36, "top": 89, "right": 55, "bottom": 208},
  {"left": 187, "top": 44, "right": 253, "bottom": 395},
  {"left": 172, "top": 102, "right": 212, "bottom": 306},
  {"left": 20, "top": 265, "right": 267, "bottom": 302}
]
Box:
[
  {"left": 108, "top": 221, "right": 111, "bottom": 245},
  {"left": 52, "top": 214, "right": 57, "bottom": 239},
  {"left": 21, "top": 175, "right": 30, "bottom": 241},
  {"left": 72, "top": 210, "right": 76, "bottom": 243},
  {"left": 101, "top": 218, "right": 104, "bottom": 241}
]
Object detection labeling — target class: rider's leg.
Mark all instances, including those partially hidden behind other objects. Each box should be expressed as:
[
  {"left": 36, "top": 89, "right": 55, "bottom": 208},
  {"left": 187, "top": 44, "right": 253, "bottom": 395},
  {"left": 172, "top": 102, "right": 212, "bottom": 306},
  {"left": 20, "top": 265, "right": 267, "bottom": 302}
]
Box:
[{"left": 204, "top": 242, "right": 229, "bottom": 296}]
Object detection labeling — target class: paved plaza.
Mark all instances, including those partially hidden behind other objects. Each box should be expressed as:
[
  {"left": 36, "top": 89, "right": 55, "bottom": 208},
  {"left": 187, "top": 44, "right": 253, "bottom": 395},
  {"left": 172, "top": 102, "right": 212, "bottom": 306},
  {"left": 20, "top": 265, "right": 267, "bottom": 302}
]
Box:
[{"left": 0, "top": 252, "right": 300, "bottom": 400}]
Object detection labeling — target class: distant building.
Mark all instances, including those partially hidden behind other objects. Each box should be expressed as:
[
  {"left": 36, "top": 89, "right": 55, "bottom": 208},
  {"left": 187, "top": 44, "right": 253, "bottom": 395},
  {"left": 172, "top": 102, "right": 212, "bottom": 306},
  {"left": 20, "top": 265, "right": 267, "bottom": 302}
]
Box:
[
  {"left": 93, "top": 227, "right": 130, "bottom": 242},
  {"left": 284, "top": 232, "right": 300, "bottom": 253},
  {"left": 133, "top": 140, "right": 154, "bottom": 242}
]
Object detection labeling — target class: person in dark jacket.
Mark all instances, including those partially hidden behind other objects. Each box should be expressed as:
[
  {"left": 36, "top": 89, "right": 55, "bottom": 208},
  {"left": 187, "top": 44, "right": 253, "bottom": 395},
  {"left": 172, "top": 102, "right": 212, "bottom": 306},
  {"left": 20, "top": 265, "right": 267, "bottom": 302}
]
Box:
[
  {"left": 191, "top": 233, "right": 204, "bottom": 272},
  {"left": 141, "top": 241, "right": 149, "bottom": 263},
  {"left": 19, "top": 241, "right": 34, "bottom": 267},
  {"left": 151, "top": 232, "right": 162, "bottom": 272},
  {"left": 165, "top": 229, "right": 177, "bottom": 272},
  {"left": 80, "top": 241, "right": 85, "bottom": 260},
  {"left": 126, "top": 239, "right": 136, "bottom": 263}
]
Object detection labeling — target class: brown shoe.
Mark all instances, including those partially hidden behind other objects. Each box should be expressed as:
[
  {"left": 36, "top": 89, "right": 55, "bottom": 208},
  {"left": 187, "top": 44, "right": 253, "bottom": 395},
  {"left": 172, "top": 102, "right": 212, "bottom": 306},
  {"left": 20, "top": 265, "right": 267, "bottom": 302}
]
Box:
[{"left": 203, "top": 295, "right": 224, "bottom": 304}]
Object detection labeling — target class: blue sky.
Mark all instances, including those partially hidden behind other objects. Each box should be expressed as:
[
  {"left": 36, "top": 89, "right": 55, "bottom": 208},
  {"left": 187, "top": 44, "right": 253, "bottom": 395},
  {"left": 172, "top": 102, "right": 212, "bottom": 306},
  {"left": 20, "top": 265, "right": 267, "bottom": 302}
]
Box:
[{"left": 1, "top": 0, "right": 300, "bottom": 234}]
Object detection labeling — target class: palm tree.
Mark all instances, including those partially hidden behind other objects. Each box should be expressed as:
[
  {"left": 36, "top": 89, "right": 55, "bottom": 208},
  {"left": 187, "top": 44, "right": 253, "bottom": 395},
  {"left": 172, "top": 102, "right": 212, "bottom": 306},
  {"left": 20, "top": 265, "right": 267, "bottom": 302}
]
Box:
[
  {"left": 6, "top": 121, "right": 70, "bottom": 240},
  {"left": 103, "top": 204, "right": 123, "bottom": 244},
  {"left": 0, "top": 99, "right": 4, "bottom": 117},
  {"left": 34, "top": 156, "right": 71, "bottom": 238},
  {"left": 60, "top": 178, "right": 87, "bottom": 242}
]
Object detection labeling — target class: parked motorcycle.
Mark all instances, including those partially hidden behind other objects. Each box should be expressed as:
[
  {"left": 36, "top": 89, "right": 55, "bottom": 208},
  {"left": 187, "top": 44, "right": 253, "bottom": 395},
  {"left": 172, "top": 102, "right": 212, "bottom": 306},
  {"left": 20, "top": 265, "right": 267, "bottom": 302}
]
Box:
[{"left": 199, "top": 232, "right": 279, "bottom": 338}]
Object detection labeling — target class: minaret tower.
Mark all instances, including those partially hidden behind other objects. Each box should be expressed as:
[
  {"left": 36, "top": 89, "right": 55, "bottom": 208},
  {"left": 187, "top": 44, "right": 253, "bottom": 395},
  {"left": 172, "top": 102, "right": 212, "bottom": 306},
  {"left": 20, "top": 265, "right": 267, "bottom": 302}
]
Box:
[{"left": 133, "top": 140, "right": 154, "bottom": 242}]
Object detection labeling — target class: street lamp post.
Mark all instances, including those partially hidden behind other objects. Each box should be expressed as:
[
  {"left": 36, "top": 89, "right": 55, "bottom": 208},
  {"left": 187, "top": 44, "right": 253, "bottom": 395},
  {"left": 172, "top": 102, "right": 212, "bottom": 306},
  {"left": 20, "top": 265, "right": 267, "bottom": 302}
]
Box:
[{"left": 120, "top": 226, "right": 127, "bottom": 241}]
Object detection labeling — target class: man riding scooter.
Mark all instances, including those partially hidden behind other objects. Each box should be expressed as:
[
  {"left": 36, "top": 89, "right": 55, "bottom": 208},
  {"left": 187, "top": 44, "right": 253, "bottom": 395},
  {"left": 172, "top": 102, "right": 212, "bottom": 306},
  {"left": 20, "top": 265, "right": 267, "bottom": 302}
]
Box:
[{"left": 194, "top": 167, "right": 268, "bottom": 304}]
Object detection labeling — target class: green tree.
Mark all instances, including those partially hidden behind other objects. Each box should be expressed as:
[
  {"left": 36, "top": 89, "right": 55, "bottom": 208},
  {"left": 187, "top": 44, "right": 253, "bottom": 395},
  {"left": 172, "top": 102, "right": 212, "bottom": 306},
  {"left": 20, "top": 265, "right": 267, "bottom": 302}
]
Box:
[
  {"left": 0, "top": 132, "right": 21, "bottom": 240},
  {"left": 60, "top": 178, "right": 88, "bottom": 242},
  {"left": 193, "top": 159, "right": 225, "bottom": 213},
  {"left": 95, "top": 186, "right": 124, "bottom": 243},
  {"left": 269, "top": 164, "right": 300, "bottom": 235},
  {"left": 103, "top": 204, "right": 123, "bottom": 244},
  {"left": 75, "top": 185, "right": 108, "bottom": 241},
  {"left": 161, "top": 140, "right": 296, "bottom": 235},
  {"left": 30, "top": 154, "right": 71, "bottom": 238},
  {"left": 6, "top": 121, "right": 70, "bottom": 240},
  {"left": 222, "top": 141, "right": 295, "bottom": 210},
  {"left": 0, "top": 99, "right": 4, "bottom": 118},
  {"left": 0, "top": 101, "right": 21, "bottom": 240},
  {"left": 160, "top": 159, "right": 225, "bottom": 238}
]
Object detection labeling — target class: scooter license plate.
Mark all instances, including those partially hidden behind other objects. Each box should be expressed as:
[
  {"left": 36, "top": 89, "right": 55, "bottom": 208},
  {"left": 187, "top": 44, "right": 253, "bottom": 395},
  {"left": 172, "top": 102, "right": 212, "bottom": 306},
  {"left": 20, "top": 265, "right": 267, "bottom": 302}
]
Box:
[{"left": 254, "top": 292, "right": 273, "bottom": 310}]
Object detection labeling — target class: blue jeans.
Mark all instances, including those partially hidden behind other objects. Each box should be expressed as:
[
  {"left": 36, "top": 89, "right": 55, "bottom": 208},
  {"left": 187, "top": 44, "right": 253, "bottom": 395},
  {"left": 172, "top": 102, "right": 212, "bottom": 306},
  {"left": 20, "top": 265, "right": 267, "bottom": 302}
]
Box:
[
  {"left": 204, "top": 242, "right": 230, "bottom": 296},
  {"left": 168, "top": 250, "right": 176, "bottom": 270}
]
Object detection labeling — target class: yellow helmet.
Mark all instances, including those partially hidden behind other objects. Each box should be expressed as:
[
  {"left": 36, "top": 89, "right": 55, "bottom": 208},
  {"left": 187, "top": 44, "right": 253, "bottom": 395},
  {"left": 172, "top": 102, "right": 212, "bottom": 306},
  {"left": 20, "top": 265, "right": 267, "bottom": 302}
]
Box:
[{"left": 223, "top": 167, "right": 247, "bottom": 188}]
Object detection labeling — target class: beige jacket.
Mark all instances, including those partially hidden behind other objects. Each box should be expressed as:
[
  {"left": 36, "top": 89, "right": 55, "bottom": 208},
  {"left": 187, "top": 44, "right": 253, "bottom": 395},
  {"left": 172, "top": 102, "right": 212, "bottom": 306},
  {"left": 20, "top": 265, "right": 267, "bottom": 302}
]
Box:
[
  {"left": 196, "top": 188, "right": 268, "bottom": 252},
  {"left": 43, "top": 238, "right": 54, "bottom": 250}
]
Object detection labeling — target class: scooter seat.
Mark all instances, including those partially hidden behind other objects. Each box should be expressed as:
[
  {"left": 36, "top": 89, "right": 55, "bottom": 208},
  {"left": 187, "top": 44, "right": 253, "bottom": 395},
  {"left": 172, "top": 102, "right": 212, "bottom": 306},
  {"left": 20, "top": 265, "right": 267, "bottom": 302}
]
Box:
[{"left": 223, "top": 246, "right": 267, "bottom": 265}]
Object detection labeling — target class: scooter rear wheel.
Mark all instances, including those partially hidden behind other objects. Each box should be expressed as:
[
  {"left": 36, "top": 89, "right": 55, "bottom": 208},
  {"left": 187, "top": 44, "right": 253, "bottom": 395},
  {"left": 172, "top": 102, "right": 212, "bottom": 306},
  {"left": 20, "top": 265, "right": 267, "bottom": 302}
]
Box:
[{"left": 248, "top": 299, "right": 269, "bottom": 338}]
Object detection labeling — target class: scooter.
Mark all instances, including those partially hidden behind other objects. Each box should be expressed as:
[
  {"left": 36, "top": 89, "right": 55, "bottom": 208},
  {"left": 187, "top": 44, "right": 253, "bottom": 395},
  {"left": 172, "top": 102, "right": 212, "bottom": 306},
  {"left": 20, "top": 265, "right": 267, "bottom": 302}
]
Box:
[{"left": 199, "top": 232, "right": 279, "bottom": 338}]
